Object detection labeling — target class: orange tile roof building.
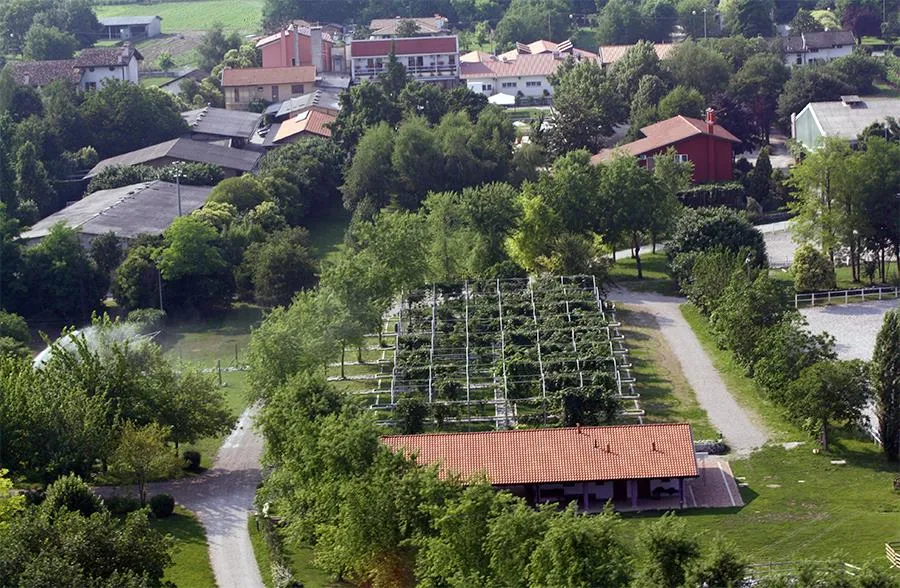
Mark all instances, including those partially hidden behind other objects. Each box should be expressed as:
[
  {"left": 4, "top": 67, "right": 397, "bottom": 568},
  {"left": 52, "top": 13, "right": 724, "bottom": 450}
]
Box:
[
  {"left": 222, "top": 66, "right": 317, "bottom": 111},
  {"left": 597, "top": 42, "right": 675, "bottom": 66},
  {"left": 592, "top": 110, "right": 740, "bottom": 183},
  {"left": 383, "top": 423, "right": 698, "bottom": 510}
]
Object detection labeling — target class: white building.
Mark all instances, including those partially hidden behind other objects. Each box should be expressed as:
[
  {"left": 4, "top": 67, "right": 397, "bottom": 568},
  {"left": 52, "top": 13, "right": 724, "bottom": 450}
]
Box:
[
  {"left": 98, "top": 16, "right": 163, "bottom": 40},
  {"left": 781, "top": 30, "right": 856, "bottom": 67},
  {"left": 10, "top": 44, "right": 142, "bottom": 91},
  {"left": 350, "top": 36, "right": 459, "bottom": 87}
]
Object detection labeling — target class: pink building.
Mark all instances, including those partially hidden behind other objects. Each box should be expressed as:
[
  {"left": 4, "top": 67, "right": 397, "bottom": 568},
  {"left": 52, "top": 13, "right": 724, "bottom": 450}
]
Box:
[{"left": 256, "top": 24, "right": 333, "bottom": 72}]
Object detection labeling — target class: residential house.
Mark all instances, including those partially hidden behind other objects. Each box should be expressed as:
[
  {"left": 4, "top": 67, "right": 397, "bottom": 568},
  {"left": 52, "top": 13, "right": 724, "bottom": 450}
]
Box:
[
  {"left": 86, "top": 138, "right": 262, "bottom": 179},
  {"left": 350, "top": 36, "right": 459, "bottom": 87},
  {"left": 98, "top": 16, "right": 162, "bottom": 40},
  {"left": 268, "top": 107, "right": 336, "bottom": 144},
  {"left": 11, "top": 44, "right": 142, "bottom": 90},
  {"left": 181, "top": 106, "right": 263, "bottom": 147},
  {"left": 781, "top": 30, "right": 856, "bottom": 67},
  {"left": 221, "top": 66, "right": 317, "bottom": 110},
  {"left": 461, "top": 41, "right": 598, "bottom": 100},
  {"left": 255, "top": 24, "right": 334, "bottom": 72},
  {"left": 792, "top": 96, "right": 900, "bottom": 149},
  {"left": 368, "top": 15, "right": 449, "bottom": 38},
  {"left": 382, "top": 423, "right": 699, "bottom": 511},
  {"left": 591, "top": 110, "right": 740, "bottom": 183},
  {"left": 597, "top": 42, "right": 675, "bottom": 67},
  {"left": 263, "top": 88, "right": 341, "bottom": 122},
  {"left": 19, "top": 181, "right": 212, "bottom": 248}
]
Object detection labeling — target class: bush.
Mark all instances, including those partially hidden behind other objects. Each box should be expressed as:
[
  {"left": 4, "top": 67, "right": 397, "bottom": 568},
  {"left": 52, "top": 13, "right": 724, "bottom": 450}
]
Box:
[
  {"left": 792, "top": 244, "right": 836, "bottom": 293},
  {"left": 105, "top": 495, "right": 142, "bottom": 515},
  {"left": 694, "top": 440, "right": 729, "bottom": 455},
  {"left": 183, "top": 450, "right": 202, "bottom": 471},
  {"left": 126, "top": 308, "right": 167, "bottom": 332},
  {"left": 43, "top": 473, "right": 104, "bottom": 517},
  {"left": 678, "top": 183, "right": 745, "bottom": 209},
  {"left": 667, "top": 206, "right": 767, "bottom": 264},
  {"left": 149, "top": 493, "right": 175, "bottom": 518}
]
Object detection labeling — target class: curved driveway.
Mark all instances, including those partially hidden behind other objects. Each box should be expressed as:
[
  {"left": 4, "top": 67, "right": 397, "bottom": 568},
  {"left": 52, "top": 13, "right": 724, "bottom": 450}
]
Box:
[{"left": 613, "top": 288, "right": 769, "bottom": 455}]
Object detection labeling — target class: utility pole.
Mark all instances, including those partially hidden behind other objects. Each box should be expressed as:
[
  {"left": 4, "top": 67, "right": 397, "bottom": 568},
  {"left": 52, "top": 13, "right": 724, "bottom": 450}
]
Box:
[
  {"left": 548, "top": 11, "right": 552, "bottom": 40},
  {"left": 158, "top": 269, "right": 164, "bottom": 312},
  {"left": 175, "top": 165, "right": 183, "bottom": 217},
  {"left": 703, "top": 7, "right": 708, "bottom": 39}
]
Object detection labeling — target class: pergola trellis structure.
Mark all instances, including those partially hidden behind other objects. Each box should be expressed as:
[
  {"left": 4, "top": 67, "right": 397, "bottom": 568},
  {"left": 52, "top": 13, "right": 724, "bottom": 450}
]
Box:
[{"left": 363, "top": 275, "right": 642, "bottom": 429}]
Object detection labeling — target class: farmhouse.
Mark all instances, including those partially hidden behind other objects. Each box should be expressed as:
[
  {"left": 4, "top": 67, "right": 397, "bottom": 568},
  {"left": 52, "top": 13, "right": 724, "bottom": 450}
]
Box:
[
  {"left": 791, "top": 96, "right": 900, "bottom": 149},
  {"left": 350, "top": 36, "right": 459, "bottom": 87},
  {"left": 221, "top": 66, "right": 318, "bottom": 110},
  {"left": 255, "top": 24, "right": 334, "bottom": 71},
  {"left": 86, "top": 138, "right": 262, "bottom": 178},
  {"left": 382, "top": 423, "right": 698, "bottom": 511},
  {"left": 98, "top": 16, "right": 162, "bottom": 40},
  {"left": 19, "top": 181, "right": 212, "bottom": 247},
  {"left": 11, "top": 44, "right": 142, "bottom": 90},
  {"left": 181, "top": 106, "right": 263, "bottom": 147},
  {"left": 780, "top": 30, "right": 856, "bottom": 67},
  {"left": 592, "top": 109, "right": 740, "bottom": 183}
]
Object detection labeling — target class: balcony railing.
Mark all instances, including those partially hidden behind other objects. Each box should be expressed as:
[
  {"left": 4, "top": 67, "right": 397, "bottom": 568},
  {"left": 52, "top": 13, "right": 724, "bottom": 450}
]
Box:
[{"left": 353, "top": 63, "right": 458, "bottom": 78}]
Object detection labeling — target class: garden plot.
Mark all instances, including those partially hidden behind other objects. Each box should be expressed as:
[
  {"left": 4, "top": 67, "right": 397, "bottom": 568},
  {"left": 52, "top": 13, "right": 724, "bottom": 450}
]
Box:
[{"left": 360, "top": 276, "right": 640, "bottom": 429}]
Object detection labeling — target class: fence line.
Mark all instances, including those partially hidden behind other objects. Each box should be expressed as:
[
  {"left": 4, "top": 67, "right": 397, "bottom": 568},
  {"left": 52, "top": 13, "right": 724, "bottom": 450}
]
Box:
[
  {"left": 887, "top": 542, "right": 900, "bottom": 568},
  {"left": 794, "top": 286, "right": 900, "bottom": 308}
]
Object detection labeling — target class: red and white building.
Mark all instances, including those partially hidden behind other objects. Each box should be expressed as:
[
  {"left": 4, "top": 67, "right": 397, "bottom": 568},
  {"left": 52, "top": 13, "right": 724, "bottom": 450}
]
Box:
[
  {"left": 592, "top": 110, "right": 740, "bottom": 184},
  {"left": 349, "top": 36, "right": 459, "bottom": 87},
  {"left": 255, "top": 24, "right": 334, "bottom": 72},
  {"left": 383, "top": 423, "right": 699, "bottom": 511}
]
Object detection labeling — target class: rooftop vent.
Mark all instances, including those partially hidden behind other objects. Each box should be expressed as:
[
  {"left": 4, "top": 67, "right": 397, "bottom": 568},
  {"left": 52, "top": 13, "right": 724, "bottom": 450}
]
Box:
[{"left": 841, "top": 95, "right": 863, "bottom": 107}]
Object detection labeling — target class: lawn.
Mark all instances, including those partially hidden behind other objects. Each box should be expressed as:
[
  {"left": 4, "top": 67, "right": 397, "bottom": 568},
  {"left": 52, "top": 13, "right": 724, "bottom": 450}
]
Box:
[
  {"left": 308, "top": 209, "right": 352, "bottom": 261},
  {"left": 154, "top": 507, "right": 216, "bottom": 588},
  {"left": 680, "top": 303, "right": 800, "bottom": 442},
  {"left": 616, "top": 306, "right": 717, "bottom": 439},
  {"left": 94, "top": 0, "right": 262, "bottom": 32},
  {"left": 635, "top": 440, "right": 900, "bottom": 565},
  {"left": 140, "top": 75, "right": 174, "bottom": 88},
  {"left": 249, "top": 518, "right": 352, "bottom": 588},
  {"left": 182, "top": 371, "right": 252, "bottom": 469},
  {"left": 608, "top": 252, "right": 681, "bottom": 296},
  {"left": 159, "top": 303, "right": 263, "bottom": 368}
]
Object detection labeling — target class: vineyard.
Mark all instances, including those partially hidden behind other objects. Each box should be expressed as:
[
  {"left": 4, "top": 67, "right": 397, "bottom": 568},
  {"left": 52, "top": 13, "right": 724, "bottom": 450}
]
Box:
[{"left": 350, "top": 276, "right": 642, "bottom": 430}]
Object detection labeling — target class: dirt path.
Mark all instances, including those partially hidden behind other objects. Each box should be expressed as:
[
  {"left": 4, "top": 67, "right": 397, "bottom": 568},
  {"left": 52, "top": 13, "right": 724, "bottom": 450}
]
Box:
[
  {"left": 103, "top": 407, "right": 265, "bottom": 588},
  {"left": 612, "top": 288, "right": 768, "bottom": 455}
]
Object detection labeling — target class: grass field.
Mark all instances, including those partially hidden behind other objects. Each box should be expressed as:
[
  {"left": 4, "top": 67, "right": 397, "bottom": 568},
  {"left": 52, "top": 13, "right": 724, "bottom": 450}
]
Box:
[
  {"left": 616, "top": 306, "right": 717, "bottom": 439},
  {"left": 94, "top": 0, "right": 262, "bottom": 32},
  {"left": 159, "top": 304, "right": 263, "bottom": 368},
  {"left": 249, "top": 518, "right": 352, "bottom": 588},
  {"left": 308, "top": 209, "right": 352, "bottom": 261},
  {"left": 608, "top": 252, "right": 681, "bottom": 296},
  {"left": 154, "top": 507, "right": 216, "bottom": 588}
]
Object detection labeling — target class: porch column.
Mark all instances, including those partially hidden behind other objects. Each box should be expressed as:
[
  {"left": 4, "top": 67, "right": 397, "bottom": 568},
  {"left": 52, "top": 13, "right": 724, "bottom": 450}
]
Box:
[
  {"left": 582, "top": 482, "right": 589, "bottom": 511},
  {"left": 678, "top": 478, "right": 684, "bottom": 509},
  {"left": 628, "top": 480, "right": 637, "bottom": 508}
]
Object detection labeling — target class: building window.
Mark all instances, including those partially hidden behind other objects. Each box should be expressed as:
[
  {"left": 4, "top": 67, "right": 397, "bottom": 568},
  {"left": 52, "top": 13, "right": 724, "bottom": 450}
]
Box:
[
  {"left": 408, "top": 57, "right": 416, "bottom": 67},
  {"left": 501, "top": 81, "right": 517, "bottom": 89},
  {"left": 796, "top": 55, "right": 802, "bottom": 64},
  {"left": 272, "top": 85, "right": 279, "bottom": 101},
  {"left": 526, "top": 81, "right": 541, "bottom": 87},
  {"left": 233, "top": 88, "right": 239, "bottom": 102},
  {"left": 674, "top": 154, "right": 689, "bottom": 163},
  {"left": 449, "top": 55, "right": 455, "bottom": 65},
  {"left": 108, "top": 66, "right": 115, "bottom": 71},
  {"left": 89, "top": 67, "right": 95, "bottom": 72},
  {"left": 85, "top": 82, "right": 97, "bottom": 91},
  {"left": 483, "top": 84, "right": 492, "bottom": 91},
  {"left": 291, "top": 84, "right": 304, "bottom": 94}
]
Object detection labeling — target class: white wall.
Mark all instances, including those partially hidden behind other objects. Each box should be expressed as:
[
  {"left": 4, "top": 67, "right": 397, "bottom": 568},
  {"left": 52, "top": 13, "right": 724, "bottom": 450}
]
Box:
[
  {"left": 466, "top": 75, "right": 552, "bottom": 97},
  {"left": 147, "top": 19, "right": 162, "bottom": 38},
  {"left": 79, "top": 55, "right": 139, "bottom": 90},
  {"left": 784, "top": 45, "right": 853, "bottom": 67}
]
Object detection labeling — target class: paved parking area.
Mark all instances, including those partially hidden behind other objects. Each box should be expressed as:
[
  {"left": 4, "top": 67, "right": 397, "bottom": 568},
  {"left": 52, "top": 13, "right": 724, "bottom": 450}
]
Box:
[
  {"left": 801, "top": 299, "right": 898, "bottom": 361},
  {"left": 684, "top": 455, "right": 744, "bottom": 509}
]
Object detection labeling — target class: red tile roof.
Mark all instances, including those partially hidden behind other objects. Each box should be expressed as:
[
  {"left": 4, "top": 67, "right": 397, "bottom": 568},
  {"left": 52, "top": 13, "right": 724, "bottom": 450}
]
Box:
[
  {"left": 74, "top": 45, "right": 142, "bottom": 68},
  {"left": 497, "top": 39, "right": 598, "bottom": 61},
  {"left": 10, "top": 59, "right": 80, "bottom": 86},
  {"left": 254, "top": 25, "right": 335, "bottom": 49},
  {"left": 369, "top": 16, "right": 448, "bottom": 36},
  {"left": 272, "top": 107, "right": 335, "bottom": 141},
  {"left": 597, "top": 42, "right": 675, "bottom": 65},
  {"left": 460, "top": 52, "right": 587, "bottom": 79},
  {"left": 382, "top": 423, "right": 698, "bottom": 485},
  {"left": 350, "top": 36, "right": 457, "bottom": 58},
  {"left": 591, "top": 115, "right": 739, "bottom": 163},
  {"left": 221, "top": 66, "right": 317, "bottom": 87}
]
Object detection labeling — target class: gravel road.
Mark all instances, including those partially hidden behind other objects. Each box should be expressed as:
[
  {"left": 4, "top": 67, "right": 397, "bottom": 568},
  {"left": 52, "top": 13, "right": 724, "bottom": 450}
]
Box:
[
  {"left": 103, "top": 406, "right": 265, "bottom": 588},
  {"left": 613, "top": 288, "right": 769, "bottom": 455}
]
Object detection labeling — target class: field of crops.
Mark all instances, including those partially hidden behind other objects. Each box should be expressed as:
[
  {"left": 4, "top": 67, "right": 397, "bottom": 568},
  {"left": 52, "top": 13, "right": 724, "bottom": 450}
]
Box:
[{"left": 94, "top": 0, "right": 263, "bottom": 32}]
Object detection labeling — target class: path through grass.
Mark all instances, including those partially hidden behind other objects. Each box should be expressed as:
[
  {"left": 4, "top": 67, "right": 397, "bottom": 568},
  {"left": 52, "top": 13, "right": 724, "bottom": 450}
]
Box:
[
  {"left": 609, "top": 252, "right": 680, "bottom": 296},
  {"left": 95, "top": 0, "right": 262, "bottom": 32},
  {"left": 154, "top": 507, "right": 216, "bottom": 587}
]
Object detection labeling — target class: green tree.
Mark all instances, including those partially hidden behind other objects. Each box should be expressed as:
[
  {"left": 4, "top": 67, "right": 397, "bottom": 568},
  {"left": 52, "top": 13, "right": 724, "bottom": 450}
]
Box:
[
  {"left": 237, "top": 227, "right": 318, "bottom": 307},
  {"left": 110, "top": 421, "right": 183, "bottom": 505},
  {"left": 197, "top": 22, "right": 242, "bottom": 71},
  {"left": 506, "top": 188, "right": 564, "bottom": 273},
  {"left": 610, "top": 41, "right": 663, "bottom": 102},
  {"left": 396, "top": 19, "right": 421, "bottom": 37},
  {"left": 14, "top": 140, "right": 55, "bottom": 214},
  {"left": 206, "top": 175, "right": 269, "bottom": 213},
  {"left": 597, "top": 0, "right": 643, "bottom": 44},
  {"left": 0, "top": 469, "right": 24, "bottom": 528},
  {"left": 785, "top": 360, "right": 870, "bottom": 451},
  {"left": 641, "top": 0, "right": 679, "bottom": 42},
  {"left": 754, "top": 315, "right": 836, "bottom": 401},
  {"left": 790, "top": 8, "right": 824, "bottom": 33},
  {"left": 528, "top": 505, "right": 632, "bottom": 588},
  {"left": 745, "top": 146, "right": 773, "bottom": 207},
  {"left": 89, "top": 231, "right": 123, "bottom": 276},
  {"left": 392, "top": 117, "right": 443, "bottom": 209},
  {"left": 155, "top": 369, "right": 234, "bottom": 451},
  {"left": 485, "top": 501, "right": 552, "bottom": 586},
  {"left": 633, "top": 512, "right": 701, "bottom": 588},
  {"left": 721, "top": 0, "right": 774, "bottom": 36},
  {"left": 872, "top": 309, "right": 900, "bottom": 461},
  {"left": 494, "top": 0, "right": 571, "bottom": 50},
  {"left": 421, "top": 191, "right": 474, "bottom": 283},
  {"left": 728, "top": 53, "right": 789, "bottom": 143},
  {"left": 776, "top": 68, "right": 853, "bottom": 129},
  {"left": 684, "top": 537, "right": 748, "bottom": 588},
  {"left": 112, "top": 244, "right": 161, "bottom": 312},
  {"left": 459, "top": 182, "right": 521, "bottom": 271},
  {"left": 331, "top": 82, "right": 401, "bottom": 153},
  {"left": 657, "top": 85, "right": 705, "bottom": 119},
  {"left": 42, "top": 473, "right": 103, "bottom": 518},
  {"left": 665, "top": 40, "right": 731, "bottom": 98},
  {"left": 157, "top": 216, "right": 225, "bottom": 282},
  {"left": 677, "top": 0, "right": 716, "bottom": 38},
  {"left": 22, "top": 24, "right": 78, "bottom": 60},
  {"left": 792, "top": 244, "right": 836, "bottom": 293},
  {"left": 823, "top": 52, "right": 886, "bottom": 95},
  {"left": 341, "top": 122, "right": 396, "bottom": 218},
  {"left": 545, "top": 59, "right": 625, "bottom": 154}
]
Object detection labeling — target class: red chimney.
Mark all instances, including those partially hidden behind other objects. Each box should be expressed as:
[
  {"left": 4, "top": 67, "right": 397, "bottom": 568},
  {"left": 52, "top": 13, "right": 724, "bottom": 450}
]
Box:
[{"left": 705, "top": 107, "right": 716, "bottom": 134}]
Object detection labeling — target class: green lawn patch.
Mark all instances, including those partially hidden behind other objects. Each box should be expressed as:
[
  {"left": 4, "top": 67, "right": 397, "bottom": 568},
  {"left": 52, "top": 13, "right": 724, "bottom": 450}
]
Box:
[
  {"left": 248, "top": 518, "right": 351, "bottom": 588},
  {"left": 140, "top": 76, "right": 174, "bottom": 88},
  {"left": 160, "top": 304, "right": 263, "bottom": 367},
  {"left": 182, "top": 371, "right": 251, "bottom": 470},
  {"left": 616, "top": 306, "right": 717, "bottom": 439},
  {"left": 154, "top": 507, "right": 215, "bottom": 588},
  {"left": 308, "top": 209, "right": 352, "bottom": 261},
  {"left": 609, "top": 252, "right": 681, "bottom": 296},
  {"left": 94, "top": 1, "right": 262, "bottom": 32},
  {"left": 679, "top": 303, "right": 800, "bottom": 442},
  {"left": 873, "top": 81, "right": 900, "bottom": 98},
  {"left": 248, "top": 519, "right": 275, "bottom": 588},
  {"left": 635, "top": 441, "right": 900, "bottom": 565}
]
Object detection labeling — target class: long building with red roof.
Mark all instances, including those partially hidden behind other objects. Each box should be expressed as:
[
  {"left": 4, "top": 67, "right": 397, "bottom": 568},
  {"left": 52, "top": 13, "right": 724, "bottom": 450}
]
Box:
[
  {"left": 350, "top": 35, "right": 459, "bottom": 87},
  {"left": 382, "top": 423, "right": 698, "bottom": 511}
]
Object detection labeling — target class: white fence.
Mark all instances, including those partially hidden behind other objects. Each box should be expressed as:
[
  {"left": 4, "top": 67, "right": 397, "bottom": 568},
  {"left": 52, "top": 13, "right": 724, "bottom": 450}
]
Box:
[{"left": 795, "top": 286, "right": 900, "bottom": 308}]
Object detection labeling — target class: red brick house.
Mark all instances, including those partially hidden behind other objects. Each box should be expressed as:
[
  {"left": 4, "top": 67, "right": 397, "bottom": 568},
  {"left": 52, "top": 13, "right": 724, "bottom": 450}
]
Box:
[
  {"left": 255, "top": 24, "right": 334, "bottom": 71},
  {"left": 382, "top": 423, "right": 698, "bottom": 511},
  {"left": 592, "top": 109, "right": 739, "bottom": 183}
]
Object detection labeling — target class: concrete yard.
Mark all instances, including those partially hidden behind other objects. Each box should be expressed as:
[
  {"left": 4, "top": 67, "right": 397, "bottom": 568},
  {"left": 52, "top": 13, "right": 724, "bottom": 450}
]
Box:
[{"left": 800, "top": 299, "right": 898, "bottom": 361}]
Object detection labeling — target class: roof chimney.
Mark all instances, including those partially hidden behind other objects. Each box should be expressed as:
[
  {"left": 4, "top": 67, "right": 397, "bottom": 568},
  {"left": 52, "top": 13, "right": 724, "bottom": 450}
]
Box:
[
  {"left": 311, "top": 26, "right": 324, "bottom": 72},
  {"left": 652, "top": 441, "right": 657, "bottom": 452},
  {"left": 576, "top": 423, "right": 581, "bottom": 434},
  {"left": 293, "top": 26, "right": 300, "bottom": 67},
  {"left": 705, "top": 107, "right": 716, "bottom": 134},
  {"left": 606, "top": 443, "right": 611, "bottom": 453}
]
